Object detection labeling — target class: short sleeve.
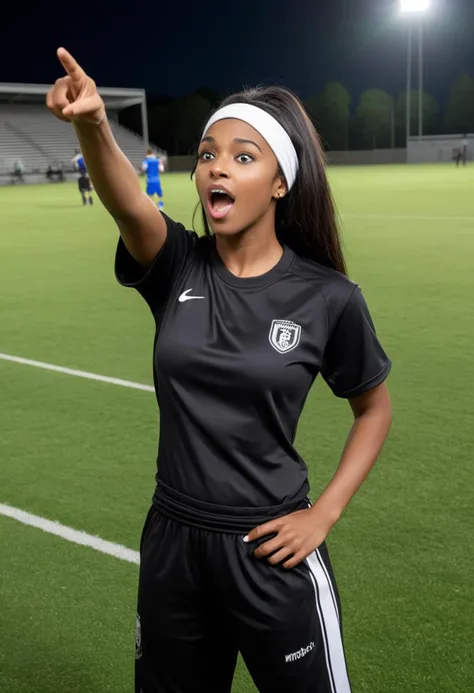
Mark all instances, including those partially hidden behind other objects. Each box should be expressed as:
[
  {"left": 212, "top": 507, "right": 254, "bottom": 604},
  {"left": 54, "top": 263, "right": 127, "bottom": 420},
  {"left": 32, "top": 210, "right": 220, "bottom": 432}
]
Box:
[
  {"left": 115, "top": 213, "right": 198, "bottom": 318},
  {"left": 321, "top": 286, "right": 391, "bottom": 398}
]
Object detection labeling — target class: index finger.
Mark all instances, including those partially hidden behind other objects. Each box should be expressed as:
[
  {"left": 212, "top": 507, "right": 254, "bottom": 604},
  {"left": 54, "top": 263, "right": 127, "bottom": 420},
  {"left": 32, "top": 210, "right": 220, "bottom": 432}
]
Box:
[
  {"left": 57, "top": 47, "right": 86, "bottom": 82},
  {"left": 244, "top": 519, "right": 281, "bottom": 543}
]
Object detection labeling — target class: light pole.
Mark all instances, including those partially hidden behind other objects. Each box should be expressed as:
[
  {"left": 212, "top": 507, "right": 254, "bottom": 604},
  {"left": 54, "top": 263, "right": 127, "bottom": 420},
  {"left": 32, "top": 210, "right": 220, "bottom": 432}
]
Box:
[
  {"left": 418, "top": 15, "right": 424, "bottom": 138},
  {"left": 406, "top": 24, "right": 412, "bottom": 143},
  {"left": 400, "top": 0, "right": 430, "bottom": 142}
]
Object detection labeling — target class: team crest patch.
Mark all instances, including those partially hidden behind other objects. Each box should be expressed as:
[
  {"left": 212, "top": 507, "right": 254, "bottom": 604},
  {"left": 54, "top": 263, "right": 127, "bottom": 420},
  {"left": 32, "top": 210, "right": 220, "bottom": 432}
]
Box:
[
  {"left": 136, "top": 613, "right": 142, "bottom": 660},
  {"left": 269, "top": 320, "right": 302, "bottom": 354}
]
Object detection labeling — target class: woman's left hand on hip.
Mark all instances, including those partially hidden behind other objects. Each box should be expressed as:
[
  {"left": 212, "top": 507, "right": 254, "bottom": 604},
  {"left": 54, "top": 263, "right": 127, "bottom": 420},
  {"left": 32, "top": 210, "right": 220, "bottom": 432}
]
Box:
[{"left": 244, "top": 505, "right": 337, "bottom": 570}]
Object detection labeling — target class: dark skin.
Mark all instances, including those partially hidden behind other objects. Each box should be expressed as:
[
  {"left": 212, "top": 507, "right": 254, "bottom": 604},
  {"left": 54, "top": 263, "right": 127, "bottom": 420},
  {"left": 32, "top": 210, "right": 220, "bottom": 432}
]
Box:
[
  {"left": 195, "top": 118, "right": 288, "bottom": 278},
  {"left": 47, "top": 49, "right": 392, "bottom": 570},
  {"left": 246, "top": 384, "right": 392, "bottom": 569},
  {"left": 47, "top": 48, "right": 167, "bottom": 266}
]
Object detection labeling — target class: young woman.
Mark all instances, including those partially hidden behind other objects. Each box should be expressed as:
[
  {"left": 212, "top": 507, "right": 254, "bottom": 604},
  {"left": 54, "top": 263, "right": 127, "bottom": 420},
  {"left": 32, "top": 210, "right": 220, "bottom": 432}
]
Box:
[{"left": 47, "top": 48, "right": 392, "bottom": 693}]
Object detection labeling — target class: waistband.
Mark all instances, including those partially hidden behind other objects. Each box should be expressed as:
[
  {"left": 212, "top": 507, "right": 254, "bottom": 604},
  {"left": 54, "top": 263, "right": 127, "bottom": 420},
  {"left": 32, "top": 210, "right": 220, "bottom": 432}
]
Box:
[{"left": 152, "top": 480, "right": 310, "bottom": 534}]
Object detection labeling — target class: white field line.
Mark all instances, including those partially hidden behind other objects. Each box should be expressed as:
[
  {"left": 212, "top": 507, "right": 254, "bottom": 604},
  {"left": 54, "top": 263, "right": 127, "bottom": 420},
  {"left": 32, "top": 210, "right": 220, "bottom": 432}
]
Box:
[
  {"left": 0, "top": 352, "right": 154, "bottom": 393},
  {"left": 342, "top": 213, "right": 474, "bottom": 222},
  {"left": 0, "top": 503, "right": 139, "bottom": 564},
  {"left": 0, "top": 354, "right": 150, "bottom": 561},
  {"left": 0, "top": 199, "right": 469, "bottom": 563}
]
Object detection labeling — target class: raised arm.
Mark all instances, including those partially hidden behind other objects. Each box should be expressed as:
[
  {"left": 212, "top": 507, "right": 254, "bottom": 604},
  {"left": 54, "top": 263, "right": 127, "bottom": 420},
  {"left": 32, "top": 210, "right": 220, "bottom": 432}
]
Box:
[{"left": 47, "top": 48, "right": 166, "bottom": 266}]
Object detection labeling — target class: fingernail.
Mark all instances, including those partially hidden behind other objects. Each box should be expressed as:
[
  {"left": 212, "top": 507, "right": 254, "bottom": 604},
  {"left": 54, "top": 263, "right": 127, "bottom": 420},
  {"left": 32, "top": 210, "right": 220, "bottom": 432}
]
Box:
[{"left": 243, "top": 536, "right": 249, "bottom": 543}]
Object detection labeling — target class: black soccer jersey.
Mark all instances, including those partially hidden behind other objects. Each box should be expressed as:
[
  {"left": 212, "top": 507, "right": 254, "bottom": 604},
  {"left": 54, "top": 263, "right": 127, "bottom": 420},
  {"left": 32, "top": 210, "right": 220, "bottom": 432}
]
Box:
[{"left": 116, "top": 214, "right": 390, "bottom": 517}]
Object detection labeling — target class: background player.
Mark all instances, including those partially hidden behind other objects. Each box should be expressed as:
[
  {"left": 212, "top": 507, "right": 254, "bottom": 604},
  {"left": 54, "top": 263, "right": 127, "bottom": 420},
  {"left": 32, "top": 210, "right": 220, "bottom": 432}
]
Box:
[
  {"left": 78, "top": 171, "right": 93, "bottom": 205},
  {"left": 72, "top": 149, "right": 93, "bottom": 205},
  {"left": 141, "top": 148, "right": 164, "bottom": 209},
  {"left": 71, "top": 148, "right": 87, "bottom": 174}
]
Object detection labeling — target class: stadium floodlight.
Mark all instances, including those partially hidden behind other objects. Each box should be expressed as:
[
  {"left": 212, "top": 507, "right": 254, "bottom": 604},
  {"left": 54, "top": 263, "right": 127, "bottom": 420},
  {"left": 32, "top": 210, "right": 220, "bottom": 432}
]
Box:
[
  {"left": 400, "top": 0, "right": 430, "bottom": 143},
  {"left": 400, "top": 0, "right": 429, "bottom": 12}
]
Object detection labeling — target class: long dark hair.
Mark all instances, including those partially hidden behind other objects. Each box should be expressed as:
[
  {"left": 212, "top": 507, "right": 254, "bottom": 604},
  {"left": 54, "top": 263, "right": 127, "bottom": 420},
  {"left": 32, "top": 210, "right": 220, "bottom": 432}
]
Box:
[{"left": 193, "top": 86, "right": 347, "bottom": 276}]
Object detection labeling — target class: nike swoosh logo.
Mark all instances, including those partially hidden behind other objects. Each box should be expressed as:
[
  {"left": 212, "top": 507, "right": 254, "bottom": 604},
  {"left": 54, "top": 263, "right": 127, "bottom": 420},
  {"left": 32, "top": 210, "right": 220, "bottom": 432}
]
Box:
[{"left": 178, "top": 289, "right": 205, "bottom": 303}]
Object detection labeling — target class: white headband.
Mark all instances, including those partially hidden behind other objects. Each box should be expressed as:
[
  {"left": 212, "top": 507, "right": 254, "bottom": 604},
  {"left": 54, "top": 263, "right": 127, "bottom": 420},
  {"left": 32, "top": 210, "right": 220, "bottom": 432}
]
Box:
[{"left": 202, "top": 103, "right": 299, "bottom": 190}]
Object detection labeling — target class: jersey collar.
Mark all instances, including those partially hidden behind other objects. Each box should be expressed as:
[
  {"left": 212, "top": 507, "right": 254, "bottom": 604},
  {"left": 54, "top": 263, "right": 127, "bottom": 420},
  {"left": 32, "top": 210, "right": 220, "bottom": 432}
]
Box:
[{"left": 211, "top": 240, "right": 295, "bottom": 290}]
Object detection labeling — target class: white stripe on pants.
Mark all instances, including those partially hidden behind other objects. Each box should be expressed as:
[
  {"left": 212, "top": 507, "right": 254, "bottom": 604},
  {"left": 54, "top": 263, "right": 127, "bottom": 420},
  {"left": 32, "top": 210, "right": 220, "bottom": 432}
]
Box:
[{"left": 305, "top": 550, "right": 351, "bottom": 693}]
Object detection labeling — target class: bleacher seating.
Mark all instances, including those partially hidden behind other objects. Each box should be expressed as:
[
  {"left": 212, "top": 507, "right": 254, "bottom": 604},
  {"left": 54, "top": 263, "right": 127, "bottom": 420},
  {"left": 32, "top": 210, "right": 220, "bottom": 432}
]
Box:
[
  {"left": 0, "top": 119, "right": 45, "bottom": 174},
  {"left": 0, "top": 104, "right": 159, "bottom": 176}
]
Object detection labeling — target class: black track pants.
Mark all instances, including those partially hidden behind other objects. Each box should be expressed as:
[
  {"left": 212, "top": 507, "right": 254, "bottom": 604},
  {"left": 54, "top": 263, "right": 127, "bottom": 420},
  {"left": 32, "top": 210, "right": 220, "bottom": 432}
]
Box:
[{"left": 135, "top": 507, "right": 351, "bottom": 693}]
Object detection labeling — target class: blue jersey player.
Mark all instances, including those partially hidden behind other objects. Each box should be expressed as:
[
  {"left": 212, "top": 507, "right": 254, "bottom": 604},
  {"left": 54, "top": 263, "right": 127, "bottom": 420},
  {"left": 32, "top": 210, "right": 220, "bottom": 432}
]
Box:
[
  {"left": 72, "top": 150, "right": 93, "bottom": 206},
  {"left": 141, "top": 148, "right": 164, "bottom": 209},
  {"left": 72, "top": 149, "right": 87, "bottom": 174}
]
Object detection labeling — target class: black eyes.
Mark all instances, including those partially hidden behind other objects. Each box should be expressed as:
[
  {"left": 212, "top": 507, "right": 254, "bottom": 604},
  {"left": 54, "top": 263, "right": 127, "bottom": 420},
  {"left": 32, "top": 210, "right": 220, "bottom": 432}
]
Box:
[
  {"left": 199, "top": 151, "right": 215, "bottom": 162},
  {"left": 236, "top": 154, "right": 253, "bottom": 164},
  {"left": 198, "top": 151, "right": 254, "bottom": 164}
]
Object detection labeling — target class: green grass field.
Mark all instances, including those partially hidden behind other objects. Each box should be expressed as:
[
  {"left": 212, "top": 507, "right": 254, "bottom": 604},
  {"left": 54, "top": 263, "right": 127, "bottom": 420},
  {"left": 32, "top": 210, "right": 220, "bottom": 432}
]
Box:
[{"left": 1, "top": 166, "right": 473, "bottom": 692}]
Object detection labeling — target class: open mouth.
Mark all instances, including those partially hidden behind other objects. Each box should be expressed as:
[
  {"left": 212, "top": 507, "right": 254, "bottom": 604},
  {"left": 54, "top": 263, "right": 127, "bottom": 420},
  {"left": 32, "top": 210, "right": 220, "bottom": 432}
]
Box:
[{"left": 208, "top": 188, "right": 235, "bottom": 220}]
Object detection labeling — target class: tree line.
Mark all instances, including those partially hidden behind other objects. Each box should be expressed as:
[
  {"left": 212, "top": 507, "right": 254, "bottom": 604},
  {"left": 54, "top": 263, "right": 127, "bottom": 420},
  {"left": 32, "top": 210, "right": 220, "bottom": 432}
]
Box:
[{"left": 120, "top": 75, "right": 474, "bottom": 156}]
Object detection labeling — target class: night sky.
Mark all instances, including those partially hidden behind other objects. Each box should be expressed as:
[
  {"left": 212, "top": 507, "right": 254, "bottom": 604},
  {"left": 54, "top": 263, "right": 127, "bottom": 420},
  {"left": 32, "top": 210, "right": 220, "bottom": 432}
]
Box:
[{"left": 3, "top": 0, "right": 474, "bottom": 105}]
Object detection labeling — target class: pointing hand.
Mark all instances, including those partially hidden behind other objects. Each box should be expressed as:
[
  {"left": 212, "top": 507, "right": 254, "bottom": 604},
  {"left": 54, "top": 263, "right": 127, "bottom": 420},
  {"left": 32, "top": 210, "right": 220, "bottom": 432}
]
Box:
[{"left": 46, "top": 48, "right": 105, "bottom": 125}]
